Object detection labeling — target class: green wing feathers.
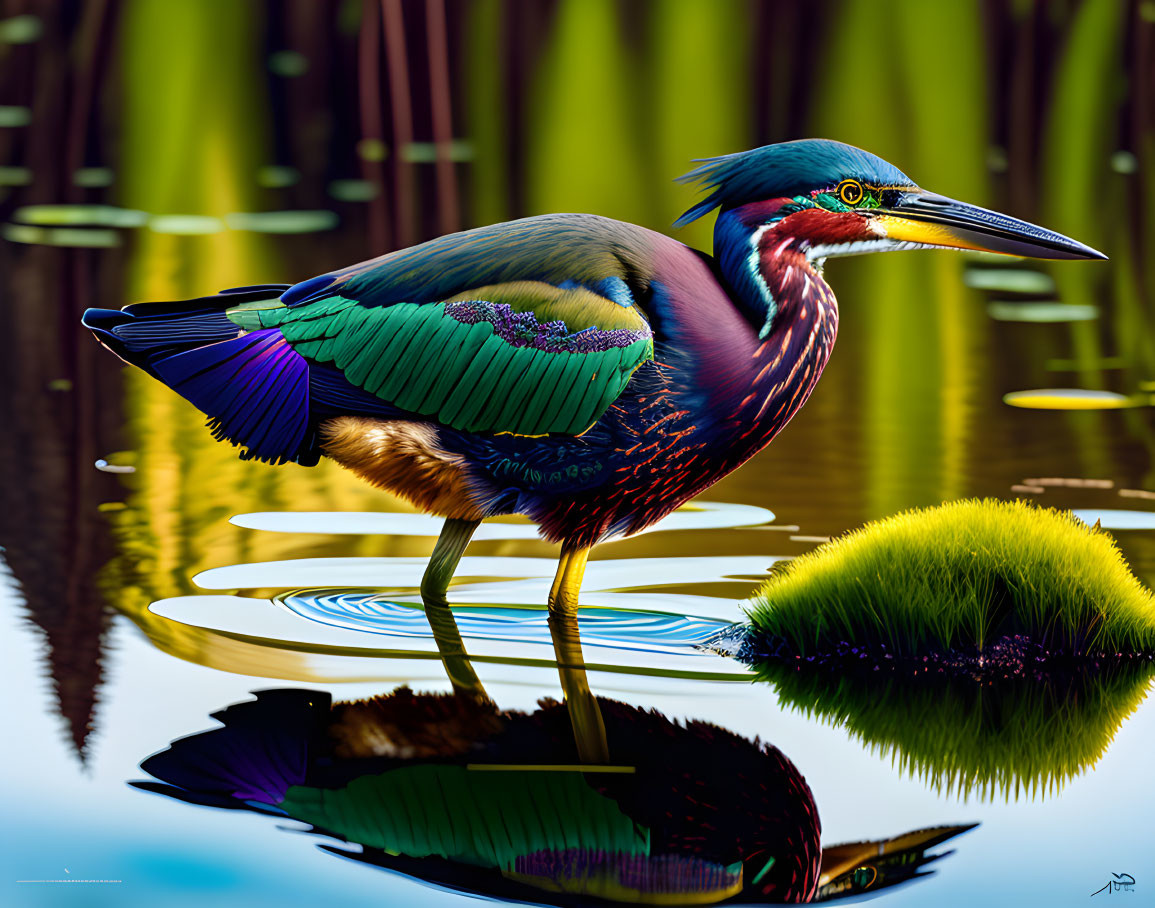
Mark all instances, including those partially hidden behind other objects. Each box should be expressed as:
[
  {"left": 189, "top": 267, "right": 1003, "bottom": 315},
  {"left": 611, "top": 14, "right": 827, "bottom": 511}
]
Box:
[
  {"left": 237, "top": 282, "right": 653, "bottom": 436},
  {"left": 279, "top": 765, "right": 649, "bottom": 869}
]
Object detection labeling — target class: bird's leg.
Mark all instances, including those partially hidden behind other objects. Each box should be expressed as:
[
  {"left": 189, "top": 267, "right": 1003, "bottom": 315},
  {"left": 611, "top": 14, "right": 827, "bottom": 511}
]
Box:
[
  {"left": 547, "top": 542, "right": 609, "bottom": 764},
  {"left": 422, "top": 517, "right": 490, "bottom": 705}
]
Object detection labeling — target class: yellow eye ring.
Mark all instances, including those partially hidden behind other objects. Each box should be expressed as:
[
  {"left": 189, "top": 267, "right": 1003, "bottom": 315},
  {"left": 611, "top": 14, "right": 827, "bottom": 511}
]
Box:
[{"left": 837, "top": 179, "right": 865, "bottom": 206}]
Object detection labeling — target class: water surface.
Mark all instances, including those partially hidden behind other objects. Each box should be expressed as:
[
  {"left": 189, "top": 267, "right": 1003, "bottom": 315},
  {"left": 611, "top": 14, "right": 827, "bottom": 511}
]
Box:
[{"left": 2, "top": 3, "right": 1153, "bottom": 906}]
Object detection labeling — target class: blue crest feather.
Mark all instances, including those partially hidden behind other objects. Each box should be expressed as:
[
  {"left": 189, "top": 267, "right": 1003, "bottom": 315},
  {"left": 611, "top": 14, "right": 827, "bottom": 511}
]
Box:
[{"left": 675, "top": 139, "right": 915, "bottom": 227}]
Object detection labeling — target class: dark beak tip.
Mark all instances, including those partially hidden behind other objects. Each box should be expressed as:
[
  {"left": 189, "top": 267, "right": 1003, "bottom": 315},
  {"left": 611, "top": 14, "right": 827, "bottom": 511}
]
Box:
[
  {"left": 1060, "top": 242, "right": 1108, "bottom": 262},
  {"left": 896, "top": 191, "right": 1109, "bottom": 263}
]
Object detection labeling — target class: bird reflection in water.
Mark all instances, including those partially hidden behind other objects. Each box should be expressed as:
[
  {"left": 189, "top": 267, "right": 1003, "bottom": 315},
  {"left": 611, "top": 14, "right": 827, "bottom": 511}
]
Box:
[
  {"left": 815, "top": 824, "right": 977, "bottom": 900},
  {"left": 135, "top": 630, "right": 973, "bottom": 904}
]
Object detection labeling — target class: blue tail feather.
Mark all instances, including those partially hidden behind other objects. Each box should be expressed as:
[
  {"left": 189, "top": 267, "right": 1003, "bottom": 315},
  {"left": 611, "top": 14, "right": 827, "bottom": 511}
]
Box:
[
  {"left": 153, "top": 329, "right": 312, "bottom": 465},
  {"left": 82, "top": 284, "right": 318, "bottom": 465},
  {"left": 140, "top": 689, "right": 330, "bottom": 806}
]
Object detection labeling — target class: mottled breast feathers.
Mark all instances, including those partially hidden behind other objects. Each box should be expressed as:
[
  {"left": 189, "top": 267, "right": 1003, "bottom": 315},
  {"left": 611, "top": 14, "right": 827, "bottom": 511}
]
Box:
[{"left": 227, "top": 218, "right": 657, "bottom": 437}]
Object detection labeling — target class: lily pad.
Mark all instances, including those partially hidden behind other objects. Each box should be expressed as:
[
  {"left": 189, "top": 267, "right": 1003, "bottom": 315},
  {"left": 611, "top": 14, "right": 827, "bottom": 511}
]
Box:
[{"left": 1003, "top": 389, "right": 1137, "bottom": 409}]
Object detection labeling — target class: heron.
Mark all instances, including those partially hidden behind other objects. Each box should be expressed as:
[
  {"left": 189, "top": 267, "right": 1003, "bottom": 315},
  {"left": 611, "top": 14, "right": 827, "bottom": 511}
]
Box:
[{"left": 83, "top": 139, "right": 1104, "bottom": 752}]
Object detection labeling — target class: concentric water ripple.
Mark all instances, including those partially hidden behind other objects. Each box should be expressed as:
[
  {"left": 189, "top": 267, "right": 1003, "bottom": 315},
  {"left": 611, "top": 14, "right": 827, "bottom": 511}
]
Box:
[
  {"left": 228, "top": 500, "right": 775, "bottom": 538},
  {"left": 276, "top": 589, "right": 734, "bottom": 654},
  {"left": 143, "top": 501, "right": 783, "bottom": 679}
]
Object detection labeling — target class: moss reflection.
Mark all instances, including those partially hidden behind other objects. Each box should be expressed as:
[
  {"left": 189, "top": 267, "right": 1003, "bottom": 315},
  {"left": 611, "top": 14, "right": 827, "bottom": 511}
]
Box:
[{"left": 756, "top": 661, "right": 1153, "bottom": 801}]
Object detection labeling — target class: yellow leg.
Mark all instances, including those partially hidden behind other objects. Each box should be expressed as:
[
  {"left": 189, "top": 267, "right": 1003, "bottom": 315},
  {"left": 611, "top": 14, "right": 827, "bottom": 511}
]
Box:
[
  {"left": 548, "top": 542, "right": 609, "bottom": 763},
  {"left": 421, "top": 517, "right": 491, "bottom": 705}
]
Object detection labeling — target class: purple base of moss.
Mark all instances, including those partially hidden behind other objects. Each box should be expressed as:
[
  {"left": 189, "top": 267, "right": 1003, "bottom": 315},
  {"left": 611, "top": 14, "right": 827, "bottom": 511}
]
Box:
[{"left": 704, "top": 625, "right": 1155, "bottom": 682}]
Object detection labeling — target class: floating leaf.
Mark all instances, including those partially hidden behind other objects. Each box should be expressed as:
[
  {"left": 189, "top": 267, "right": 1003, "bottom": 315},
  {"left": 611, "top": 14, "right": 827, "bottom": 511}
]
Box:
[
  {"left": 14, "top": 204, "right": 147, "bottom": 227},
  {"left": 225, "top": 210, "right": 339, "bottom": 234},
  {"left": 1003, "top": 389, "right": 1136, "bottom": 409},
  {"left": 0, "top": 105, "right": 32, "bottom": 127},
  {"left": 987, "top": 301, "right": 1098, "bottom": 322},
  {"left": 964, "top": 269, "right": 1056, "bottom": 293},
  {"left": 148, "top": 215, "right": 225, "bottom": 234},
  {"left": 328, "top": 179, "right": 379, "bottom": 202}
]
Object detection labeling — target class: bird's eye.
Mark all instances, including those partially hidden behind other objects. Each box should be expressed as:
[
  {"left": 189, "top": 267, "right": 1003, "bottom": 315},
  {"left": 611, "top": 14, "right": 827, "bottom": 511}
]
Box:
[{"left": 837, "top": 179, "right": 865, "bottom": 206}]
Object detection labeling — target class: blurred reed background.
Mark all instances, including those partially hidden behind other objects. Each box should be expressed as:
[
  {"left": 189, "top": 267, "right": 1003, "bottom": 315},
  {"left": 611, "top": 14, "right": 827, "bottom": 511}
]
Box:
[{"left": 0, "top": 0, "right": 1152, "bottom": 759}]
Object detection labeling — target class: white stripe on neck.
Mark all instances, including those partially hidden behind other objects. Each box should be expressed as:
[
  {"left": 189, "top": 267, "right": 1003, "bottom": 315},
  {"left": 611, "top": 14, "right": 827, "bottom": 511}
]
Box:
[{"left": 748, "top": 224, "right": 779, "bottom": 338}]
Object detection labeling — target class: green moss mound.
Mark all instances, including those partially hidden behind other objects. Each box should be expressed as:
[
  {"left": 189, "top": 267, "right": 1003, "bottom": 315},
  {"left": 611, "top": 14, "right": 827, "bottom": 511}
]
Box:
[
  {"left": 757, "top": 662, "right": 1153, "bottom": 800},
  {"left": 748, "top": 499, "right": 1155, "bottom": 658}
]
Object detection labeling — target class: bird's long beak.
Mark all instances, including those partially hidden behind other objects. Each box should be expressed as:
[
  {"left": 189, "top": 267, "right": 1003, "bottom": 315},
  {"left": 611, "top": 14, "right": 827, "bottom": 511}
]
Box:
[{"left": 873, "top": 190, "right": 1107, "bottom": 260}]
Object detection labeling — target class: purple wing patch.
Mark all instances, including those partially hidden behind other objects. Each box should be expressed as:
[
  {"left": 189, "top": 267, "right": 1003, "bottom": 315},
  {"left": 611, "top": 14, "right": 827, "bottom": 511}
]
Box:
[
  {"left": 444, "top": 300, "right": 649, "bottom": 354},
  {"left": 512, "top": 850, "right": 740, "bottom": 897},
  {"left": 151, "top": 329, "right": 310, "bottom": 465}
]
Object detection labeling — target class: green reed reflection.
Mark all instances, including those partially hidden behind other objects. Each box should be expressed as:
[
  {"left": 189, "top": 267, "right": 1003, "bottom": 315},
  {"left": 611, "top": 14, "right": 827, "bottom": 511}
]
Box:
[
  {"left": 109, "top": 0, "right": 425, "bottom": 618},
  {"left": 810, "top": 0, "right": 990, "bottom": 516},
  {"left": 1042, "top": 0, "right": 1143, "bottom": 483},
  {"left": 527, "top": 0, "right": 647, "bottom": 226}
]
